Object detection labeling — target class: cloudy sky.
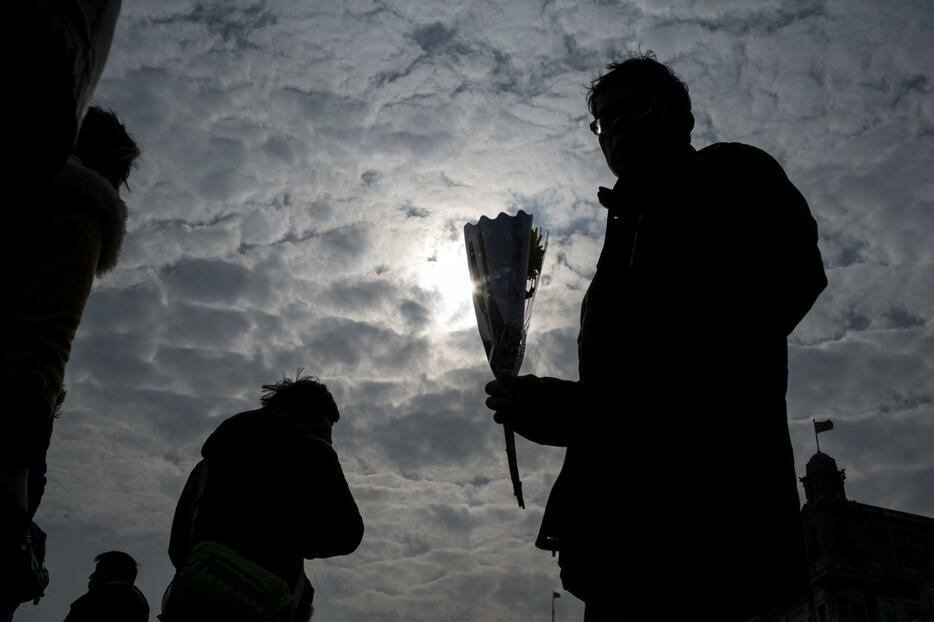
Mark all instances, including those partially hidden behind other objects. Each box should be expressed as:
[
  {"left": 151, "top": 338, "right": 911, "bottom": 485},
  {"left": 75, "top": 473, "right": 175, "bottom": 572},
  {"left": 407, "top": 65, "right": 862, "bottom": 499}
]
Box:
[{"left": 19, "top": 0, "right": 934, "bottom": 620}]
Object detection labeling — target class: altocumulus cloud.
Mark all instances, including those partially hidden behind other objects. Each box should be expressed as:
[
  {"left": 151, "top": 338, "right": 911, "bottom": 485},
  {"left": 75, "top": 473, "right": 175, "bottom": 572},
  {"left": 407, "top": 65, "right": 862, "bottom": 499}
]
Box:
[{"left": 20, "top": 1, "right": 934, "bottom": 620}]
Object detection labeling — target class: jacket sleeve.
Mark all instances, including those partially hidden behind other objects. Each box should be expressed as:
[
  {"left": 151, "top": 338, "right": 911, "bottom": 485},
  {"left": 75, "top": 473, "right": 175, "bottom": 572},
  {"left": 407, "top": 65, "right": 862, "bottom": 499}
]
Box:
[
  {"left": 715, "top": 144, "right": 828, "bottom": 336},
  {"left": 507, "top": 376, "right": 584, "bottom": 447},
  {"left": 168, "top": 460, "right": 205, "bottom": 569},
  {"left": 754, "top": 151, "right": 827, "bottom": 335},
  {"left": 298, "top": 441, "right": 364, "bottom": 559}
]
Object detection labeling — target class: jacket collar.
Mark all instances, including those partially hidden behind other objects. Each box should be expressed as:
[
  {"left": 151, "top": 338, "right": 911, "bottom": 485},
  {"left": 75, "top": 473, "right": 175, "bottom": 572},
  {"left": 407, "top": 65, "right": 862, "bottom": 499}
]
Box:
[{"left": 48, "top": 157, "right": 128, "bottom": 276}]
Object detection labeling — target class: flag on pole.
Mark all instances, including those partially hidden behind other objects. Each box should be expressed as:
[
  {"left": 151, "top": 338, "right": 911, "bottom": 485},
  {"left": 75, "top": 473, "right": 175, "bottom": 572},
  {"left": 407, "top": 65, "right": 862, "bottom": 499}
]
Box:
[{"left": 814, "top": 419, "right": 834, "bottom": 434}]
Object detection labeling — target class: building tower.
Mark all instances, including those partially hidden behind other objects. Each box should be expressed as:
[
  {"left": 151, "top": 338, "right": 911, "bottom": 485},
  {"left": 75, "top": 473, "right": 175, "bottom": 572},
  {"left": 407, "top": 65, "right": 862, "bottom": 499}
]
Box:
[{"left": 800, "top": 451, "right": 847, "bottom": 505}]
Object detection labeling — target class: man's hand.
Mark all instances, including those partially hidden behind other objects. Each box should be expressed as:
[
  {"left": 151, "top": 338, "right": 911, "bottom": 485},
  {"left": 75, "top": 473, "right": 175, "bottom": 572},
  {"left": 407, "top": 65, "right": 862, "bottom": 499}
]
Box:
[
  {"left": 486, "top": 374, "right": 541, "bottom": 423},
  {"left": 484, "top": 375, "right": 574, "bottom": 447}
]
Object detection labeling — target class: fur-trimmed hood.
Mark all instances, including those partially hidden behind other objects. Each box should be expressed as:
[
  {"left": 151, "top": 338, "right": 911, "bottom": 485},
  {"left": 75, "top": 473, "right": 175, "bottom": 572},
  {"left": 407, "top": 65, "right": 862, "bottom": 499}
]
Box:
[{"left": 47, "top": 157, "right": 128, "bottom": 275}]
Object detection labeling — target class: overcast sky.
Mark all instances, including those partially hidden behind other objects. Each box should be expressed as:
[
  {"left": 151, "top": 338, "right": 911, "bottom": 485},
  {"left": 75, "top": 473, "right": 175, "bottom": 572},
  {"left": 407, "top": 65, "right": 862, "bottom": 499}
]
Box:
[{"left": 19, "top": 0, "right": 934, "bottom": 620}]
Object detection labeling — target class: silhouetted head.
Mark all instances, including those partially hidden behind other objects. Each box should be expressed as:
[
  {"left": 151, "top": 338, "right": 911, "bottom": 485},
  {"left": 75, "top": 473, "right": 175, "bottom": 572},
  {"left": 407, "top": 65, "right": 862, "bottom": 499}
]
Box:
[
  {"left": 89, "top": 551, "right": 139, "bottom": 588},
  {"left": 73, "top": 106, "right": 141, "bottom": 191},
  {"left": 587, "top": 52, "right": 694, "bottom": 178},
  {"left": 261, "top": 372, "right": 340, "bottom": 444}
]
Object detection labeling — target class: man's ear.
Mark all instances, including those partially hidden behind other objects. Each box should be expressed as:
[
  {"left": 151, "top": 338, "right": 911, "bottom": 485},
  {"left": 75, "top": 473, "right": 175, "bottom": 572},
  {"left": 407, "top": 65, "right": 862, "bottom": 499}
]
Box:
[{"left": 685, "top": 112, "right": 695, "bottom": 134}]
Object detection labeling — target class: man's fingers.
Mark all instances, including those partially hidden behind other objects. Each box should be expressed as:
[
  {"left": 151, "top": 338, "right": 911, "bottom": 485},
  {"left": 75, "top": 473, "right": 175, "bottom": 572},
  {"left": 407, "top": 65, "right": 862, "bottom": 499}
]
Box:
[
  {"left": 598, "top": 186, "right": 621, "bottom": 211},
  {"left": 485, "top": 379, "right": 514, "bottom": 397},
  {"left": 492, "top": 410, "right": 519, "bottom": 426},
  {"left": 486, "top": 374, "right": 535, "bottom": 396},
  {"left": 486, "top": 396, "right": 513, "bottom": 411}
]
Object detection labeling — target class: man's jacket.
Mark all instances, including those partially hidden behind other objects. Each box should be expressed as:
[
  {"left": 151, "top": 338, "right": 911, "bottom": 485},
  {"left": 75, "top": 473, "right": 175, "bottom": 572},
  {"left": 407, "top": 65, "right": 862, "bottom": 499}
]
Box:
[
  {"left": 534, "top": 143, "right": 827, "bottom": 617},
  {"left": 168, "top": 408, "right": 364, "bottom": 608},
  {"left": 63, "top": 581, "right": 149, "bottom": 622}
]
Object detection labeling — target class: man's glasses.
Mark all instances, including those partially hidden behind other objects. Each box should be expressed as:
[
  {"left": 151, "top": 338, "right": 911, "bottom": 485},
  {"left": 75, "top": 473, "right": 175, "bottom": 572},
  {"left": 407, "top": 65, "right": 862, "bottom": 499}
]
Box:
[{"left": 589, "top": 98, "right": 655, "bottom": 136}]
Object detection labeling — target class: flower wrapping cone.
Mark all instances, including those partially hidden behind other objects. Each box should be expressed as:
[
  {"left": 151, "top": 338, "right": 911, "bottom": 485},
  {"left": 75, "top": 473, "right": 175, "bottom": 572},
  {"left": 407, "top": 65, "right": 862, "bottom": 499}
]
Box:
[{"left": 464, "top": 210, "right": 540, "bottom": 509}]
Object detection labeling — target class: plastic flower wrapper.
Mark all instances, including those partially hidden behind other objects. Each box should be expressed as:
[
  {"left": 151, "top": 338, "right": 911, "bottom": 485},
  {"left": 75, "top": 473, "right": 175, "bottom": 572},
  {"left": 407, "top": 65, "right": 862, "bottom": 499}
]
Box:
[{"left": 464, "top": 210, "right": 548, "bottom": 509}]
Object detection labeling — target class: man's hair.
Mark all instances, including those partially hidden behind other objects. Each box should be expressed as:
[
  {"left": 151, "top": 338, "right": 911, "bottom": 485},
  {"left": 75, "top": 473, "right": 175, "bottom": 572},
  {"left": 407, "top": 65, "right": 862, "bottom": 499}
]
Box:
[
  {"left": 94, "top": 551, "right": 139, "bottom": 582},
  {"left": 74, "top": 106, "right": 141, "bottom": 190},
  {"left": 261, "top": 371, "right": 339, "bottom": 422},
  {"left": 587, "top": 51, "right": 694, "bottom": 140}
]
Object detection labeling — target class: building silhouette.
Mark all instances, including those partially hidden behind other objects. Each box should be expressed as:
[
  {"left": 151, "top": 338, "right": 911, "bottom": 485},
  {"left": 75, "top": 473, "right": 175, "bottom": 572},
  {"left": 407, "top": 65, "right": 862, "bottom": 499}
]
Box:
[{"left": 758, "top": 451, "right": 934, "bottom": 622}]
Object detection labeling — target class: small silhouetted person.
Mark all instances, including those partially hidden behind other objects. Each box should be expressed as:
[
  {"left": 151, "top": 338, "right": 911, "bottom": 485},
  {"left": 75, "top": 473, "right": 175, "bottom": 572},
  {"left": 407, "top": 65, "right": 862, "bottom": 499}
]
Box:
[
  {"left": 164, "top": 374, "right": 364, "bottom": 621},
  {"left": 63, "top": 551, "right": 149, "bottom": 622},
  {"left": 486, "top": 53, "right": 827, "bottom": 620},
  {"left": 0, "top": 107, "right": 139, "bottom": 600}
]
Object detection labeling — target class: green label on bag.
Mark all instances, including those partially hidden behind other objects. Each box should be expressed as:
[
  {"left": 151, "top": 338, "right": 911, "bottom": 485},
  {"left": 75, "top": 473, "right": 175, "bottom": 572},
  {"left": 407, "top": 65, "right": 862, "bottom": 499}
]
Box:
[{"left": 175, "top": 541, "right": 291, "bottom": 619}]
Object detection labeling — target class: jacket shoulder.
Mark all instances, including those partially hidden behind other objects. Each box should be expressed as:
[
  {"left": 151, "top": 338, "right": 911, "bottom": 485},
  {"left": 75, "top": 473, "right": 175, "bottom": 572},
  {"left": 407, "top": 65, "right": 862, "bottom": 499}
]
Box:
[
  {"left": 201, "top": 409, "right": 265, "bottom": 457},
  {"left": 697, "top": 142, "right": 789, "bottom": 179},
  {"left": 202, "top": 408, "right": 333, "bottom": 462}
]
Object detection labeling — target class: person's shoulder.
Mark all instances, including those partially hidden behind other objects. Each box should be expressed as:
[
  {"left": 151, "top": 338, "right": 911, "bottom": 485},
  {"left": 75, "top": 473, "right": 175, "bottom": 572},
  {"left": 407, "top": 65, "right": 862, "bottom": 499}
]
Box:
[
  {"left": 94, "top": 582, "right": 149, "bottom": 615},
  {"left": 208, "top": 408, "right": 264, "bottom": 437},
  {"left": 203, "top": 408, "right": 333, "bottom": 461},
  {"left": 45, "top": 156, "right": 128, "bottom": 274},
  {"left": 201, "top": 408, "right": 265, "bottom": 457},
  {"left": 49, "top": 157, "right": 126, "bottom": 220},
  {"left": 697, "top": 142, "right": 788, "bottom": 178},
  {"left": 66, "top": 590, "right": 93, "bottom": 616}
]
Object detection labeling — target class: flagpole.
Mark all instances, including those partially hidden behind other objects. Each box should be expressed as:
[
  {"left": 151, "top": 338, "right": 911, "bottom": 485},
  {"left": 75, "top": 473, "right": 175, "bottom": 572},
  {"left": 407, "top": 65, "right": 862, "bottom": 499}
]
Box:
[{"left": 813, "top": 418, "right": 821, "bottom": 453}]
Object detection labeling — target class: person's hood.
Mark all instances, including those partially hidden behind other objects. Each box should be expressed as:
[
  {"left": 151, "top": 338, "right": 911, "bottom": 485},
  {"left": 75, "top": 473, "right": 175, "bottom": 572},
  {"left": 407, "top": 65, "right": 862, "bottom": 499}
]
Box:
[
  {"left": 202, "top": 408, "right": 328, "bottom": 461},
  {"left": 48, "top": 156, "right": 128, "bottom": 275}
]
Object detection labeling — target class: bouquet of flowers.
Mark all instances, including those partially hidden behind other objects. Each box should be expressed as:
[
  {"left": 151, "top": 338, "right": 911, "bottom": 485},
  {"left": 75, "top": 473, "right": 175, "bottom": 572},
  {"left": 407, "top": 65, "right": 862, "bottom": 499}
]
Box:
[{"left": 464, "top": 210, "right": 548, "bottom": 509}]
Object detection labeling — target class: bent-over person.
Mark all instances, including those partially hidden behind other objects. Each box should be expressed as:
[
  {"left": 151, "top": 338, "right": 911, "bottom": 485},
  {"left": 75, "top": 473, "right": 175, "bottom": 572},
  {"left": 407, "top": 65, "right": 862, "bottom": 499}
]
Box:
[{"left": 163, "top": 374, "right": 364, "bottom": 622}]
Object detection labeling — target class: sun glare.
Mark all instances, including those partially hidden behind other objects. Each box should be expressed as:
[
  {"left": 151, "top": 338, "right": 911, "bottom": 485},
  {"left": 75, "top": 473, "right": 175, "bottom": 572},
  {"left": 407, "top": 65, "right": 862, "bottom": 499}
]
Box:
[{"left": 416, "top": 240, "right": 475, "bottom": 330}]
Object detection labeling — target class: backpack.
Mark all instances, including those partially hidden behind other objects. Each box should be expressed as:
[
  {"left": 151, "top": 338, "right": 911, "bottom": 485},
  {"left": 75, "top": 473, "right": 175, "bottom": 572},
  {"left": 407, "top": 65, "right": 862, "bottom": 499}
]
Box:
[{"left": 160, "top": 461, "right": 305, "bottom": 622}]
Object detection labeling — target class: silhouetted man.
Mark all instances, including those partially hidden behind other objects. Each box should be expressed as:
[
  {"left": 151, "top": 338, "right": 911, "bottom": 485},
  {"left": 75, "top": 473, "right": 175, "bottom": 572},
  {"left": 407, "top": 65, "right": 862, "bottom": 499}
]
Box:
[
  {"left": 63, "top": 551, "right": 149, "bottom": 622},
  {"left": 164, "top": 374, "right": 364, "bottom": 621},
  {"left": 486, "top": 53, "right": 827, "bottom": 620}
]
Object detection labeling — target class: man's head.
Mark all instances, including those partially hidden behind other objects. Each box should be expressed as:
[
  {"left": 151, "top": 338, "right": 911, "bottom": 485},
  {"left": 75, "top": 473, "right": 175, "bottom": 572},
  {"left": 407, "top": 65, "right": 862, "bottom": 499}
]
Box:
[
  {"left": 90, "top": 551, "right": 139, "bottom": 588},
  {"left": 73, "top": 106, "right": 141, "bottom": 191},
  {"left": 587, "top": 52, "right": 694, "bottom": 178},
  {"left": 261, "top": 372, "right": 340, "bottom": 444}
]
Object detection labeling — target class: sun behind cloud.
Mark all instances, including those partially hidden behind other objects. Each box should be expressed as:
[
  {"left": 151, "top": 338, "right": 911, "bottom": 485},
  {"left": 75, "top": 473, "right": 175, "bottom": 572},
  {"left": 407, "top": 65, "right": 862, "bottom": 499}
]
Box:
[{"left": 415, "top": 238, "right": 475, "bottom": 331}]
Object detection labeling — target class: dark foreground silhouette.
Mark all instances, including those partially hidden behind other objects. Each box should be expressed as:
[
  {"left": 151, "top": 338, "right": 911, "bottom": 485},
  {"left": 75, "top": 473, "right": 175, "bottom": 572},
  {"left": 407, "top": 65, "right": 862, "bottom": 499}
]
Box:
[
  {"left": 1, "top": 2, "right": 122, "bottom": 594},
  {"left": 162, "top": 375, "right": 364, "bottom": 621},
  {"left": 487, "top": 53, "right": 827, "bottom": 621},
  {"left": 62, "top": 551, "right": 149, "bottom": 622},
  {"left": 0, "top": 104, "right": 138, "bottom": 616},
  {"left": 7, "top": 1, "right": 121, "bottom": 190}
]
